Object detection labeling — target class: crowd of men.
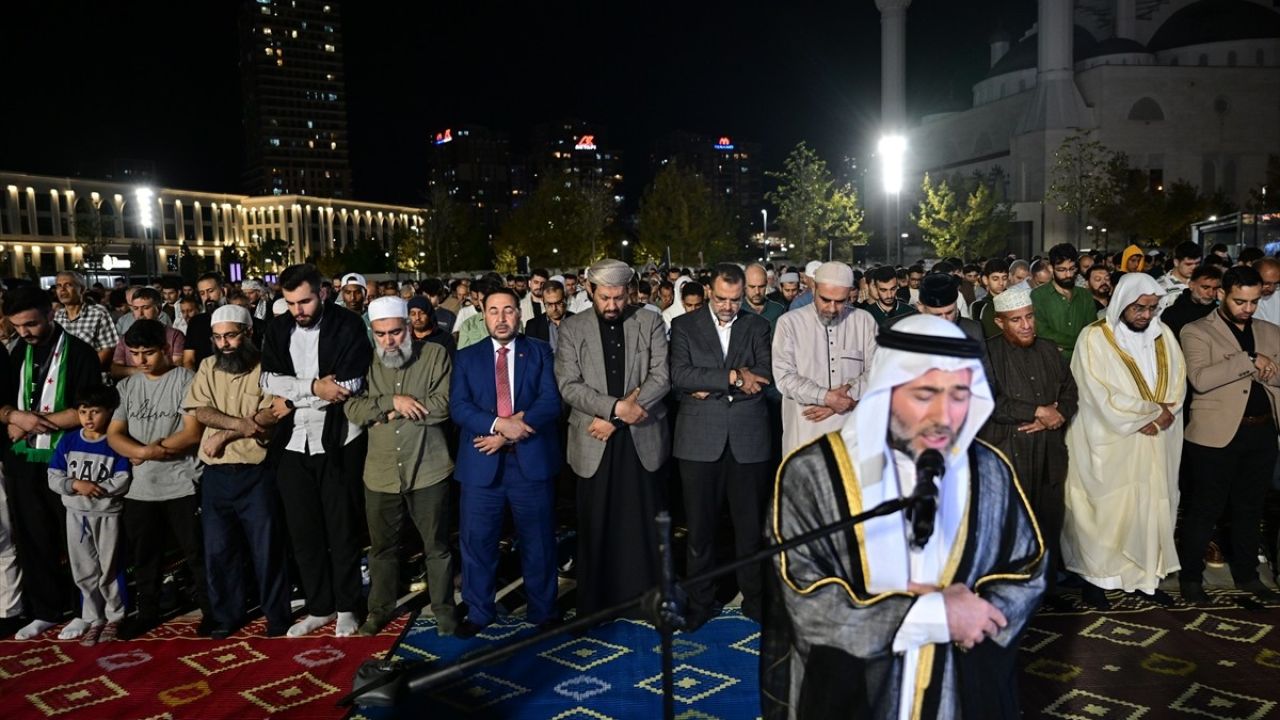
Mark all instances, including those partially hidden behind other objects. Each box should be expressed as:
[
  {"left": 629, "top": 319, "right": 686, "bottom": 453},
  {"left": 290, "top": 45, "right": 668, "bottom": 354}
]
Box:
[{"left": 0, "top": 238, "right": 1276, "bottom": 715}]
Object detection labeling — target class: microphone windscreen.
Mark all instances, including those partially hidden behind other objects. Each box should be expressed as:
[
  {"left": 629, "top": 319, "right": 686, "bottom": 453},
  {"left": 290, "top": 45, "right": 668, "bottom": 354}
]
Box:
[{"left": 916, "top": 448, "right": 945, "bottom": 479}]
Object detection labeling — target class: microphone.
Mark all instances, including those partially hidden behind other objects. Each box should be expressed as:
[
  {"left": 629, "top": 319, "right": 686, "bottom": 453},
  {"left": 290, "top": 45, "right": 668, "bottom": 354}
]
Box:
[{"left": 907, "top": 449, "right": 945, "bottom": 550}]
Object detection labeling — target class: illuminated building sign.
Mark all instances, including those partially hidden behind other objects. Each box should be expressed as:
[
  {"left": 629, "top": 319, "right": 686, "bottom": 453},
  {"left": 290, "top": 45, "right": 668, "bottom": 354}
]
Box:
[
  {"left": 433, "top": 128, "right": 453, "bottom": 145},
  {"left": 574, "top": 135, "right": 597, "bottom": 151},
  {"left": 714, "top": 136, "right": 734, "bottom": 150}
]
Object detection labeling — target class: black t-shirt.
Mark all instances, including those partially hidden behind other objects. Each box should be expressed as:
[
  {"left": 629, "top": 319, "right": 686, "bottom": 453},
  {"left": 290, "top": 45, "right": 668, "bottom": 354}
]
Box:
[
  {"left": 4, "top": 329, "right": 102, "bottom": 461},
  {"left": 1222, "top": 314, "right": 1272, "bottom": 417}
]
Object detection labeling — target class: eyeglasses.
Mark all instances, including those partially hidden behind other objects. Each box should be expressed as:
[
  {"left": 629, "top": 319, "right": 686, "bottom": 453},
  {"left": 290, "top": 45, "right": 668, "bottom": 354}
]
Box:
[{"left": 211, "top": 330, "right": 245, "bottom": 342}]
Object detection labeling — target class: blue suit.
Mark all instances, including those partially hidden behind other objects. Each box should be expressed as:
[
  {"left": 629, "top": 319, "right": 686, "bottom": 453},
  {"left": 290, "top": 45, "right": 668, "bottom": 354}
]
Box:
[{"left": 450, "top": 335, "right": 563, "bottom": 626}]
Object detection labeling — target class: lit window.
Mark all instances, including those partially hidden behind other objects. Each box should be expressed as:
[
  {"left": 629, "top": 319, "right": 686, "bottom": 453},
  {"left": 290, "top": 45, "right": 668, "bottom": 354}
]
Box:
[
  {"left": 264, "top": 47, "right": 273, "bottom": 56},
  {"left": 290, "top": 29, "right": 297, "bottom": 38},
  {"left": 269, "top": 138, "right": 281, "bottom": 147},
  {"left": 330, "top": 141, "right": 337, "bottom": 150},
  {"left": 306, "top": 120, "right": 314, "bottom": 129},
  {"left": 308, "top": 140, "right": 315, "bottom": 148},
  {"left": 276, "top": 58, "right": 284, "bottom": 66},
  {"left": 323, "top": 5, "right": 331, "bottom": 12},
  {"left": 326, "top": 73, "right": 334, "bottom": 80},
  {"left": 324, "top": 44, "right": 335, "bottom": 52},
  {"left": 263, "top": 27, "right": 272, "bottom": 35}
]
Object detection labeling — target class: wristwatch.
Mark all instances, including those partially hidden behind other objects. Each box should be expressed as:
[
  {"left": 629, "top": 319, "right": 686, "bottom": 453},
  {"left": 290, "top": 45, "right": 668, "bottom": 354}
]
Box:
[{"left": 732, "top": 369, "right": 744, "bottom": 388}]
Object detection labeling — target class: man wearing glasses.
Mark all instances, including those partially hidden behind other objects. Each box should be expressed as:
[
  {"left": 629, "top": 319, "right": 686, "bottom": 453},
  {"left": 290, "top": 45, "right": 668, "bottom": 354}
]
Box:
[
  {"left": 669, "top": 263, "right": 774, "bottom": 629},
  {"left": 524, "top": 280, "right": 571, "bottom": 352}
]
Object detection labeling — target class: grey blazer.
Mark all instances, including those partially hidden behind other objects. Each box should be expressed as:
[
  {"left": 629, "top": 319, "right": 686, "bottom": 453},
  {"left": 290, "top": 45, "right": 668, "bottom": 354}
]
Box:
[
  {"left": 669, "top": 307, "right": 773, "bottom": 463},
  {"left": 554, "top": 305, "right": 671, "bottom": 477}
]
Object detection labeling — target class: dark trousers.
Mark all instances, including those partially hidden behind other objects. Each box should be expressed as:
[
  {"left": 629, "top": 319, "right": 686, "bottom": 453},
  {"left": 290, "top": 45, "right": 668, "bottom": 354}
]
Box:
[
  {"left": 5, "top": 458, "right": 71, "bottom": 621},
  {"left": 276, "top": 449, "right": 362, "bottom": 616},
  {"left": 680, "top": 447, "right": 771, "bottom": 616},
  {"left": 1179, "top": 424, "right": 1279, "bottom": 584},
  {"left": 460, "top": 456, "right": 557, "bottom": 626},
  {"left": 123, "top": 494, "right": 210, "bottom": 619},
  {"left": 202, "top": 463, "right": 291, "bottom": 631},
  {"left": 366, "top": 482, "right": 454, "bottom": 622}
]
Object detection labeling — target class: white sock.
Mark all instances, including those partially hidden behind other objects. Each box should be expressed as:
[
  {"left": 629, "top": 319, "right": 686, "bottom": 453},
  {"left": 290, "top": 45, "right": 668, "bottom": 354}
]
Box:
[
  {"left": 57, "top": 618, "right": 90, "bottom": 640},
  {"left": 334, "top": 612, "right": 359, "bottom": 637},
  {"left": 16, "top": 619, "right": 56, "bottom": 640},
  {"left": 286, "top": 613, "right": 336, "bottom": 638}
]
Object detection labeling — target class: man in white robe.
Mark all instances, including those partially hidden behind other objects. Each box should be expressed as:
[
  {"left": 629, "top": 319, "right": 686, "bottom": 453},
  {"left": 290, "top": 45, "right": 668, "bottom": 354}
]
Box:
[
  {"left": 772, "top": 262, "right": 879, "bottom": 455},
  {"left": 1062, "top": 272, "right": 1186, "bottom": 608},
  {"left": 765, "top": 314, "right": 1045, "bottom": 719}
]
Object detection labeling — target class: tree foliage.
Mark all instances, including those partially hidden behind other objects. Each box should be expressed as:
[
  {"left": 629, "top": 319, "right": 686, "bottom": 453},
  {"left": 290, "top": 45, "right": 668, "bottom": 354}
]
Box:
[
  {"left": 637, "top": 163, "right": 736, "bottom": 266},
  {"left": 1092, "top": 152, "right": 1236, "bottom": 249},
  {"left": 766, "top": 142, "right": 866, "bottom": 262},
  {"left": 1045, "top": 130, "right": 1113, "bottom": 244},
  {"left": 73, "top": 211, "right": 108, "bottom": 270},
  {"left": 495, "top": 177, "right": 617, "bottom": 267},
  {"left": 425, "top": 186, "right": 489, "bottom": 272},
  {"left": 246, "top": 235, "right": 289, "bottom": 276},
  {"left": 913, "top": 172, "right": 1015, "bottom": 259}
]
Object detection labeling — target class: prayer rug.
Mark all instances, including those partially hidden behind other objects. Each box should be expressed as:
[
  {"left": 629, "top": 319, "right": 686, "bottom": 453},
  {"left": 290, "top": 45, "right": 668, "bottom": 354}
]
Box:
[
  {"left": 0, "top": 615, "right": 404, "bottom": 720},
  {"left": 354, "top": 608, "right": 761, "bottom": 719}
]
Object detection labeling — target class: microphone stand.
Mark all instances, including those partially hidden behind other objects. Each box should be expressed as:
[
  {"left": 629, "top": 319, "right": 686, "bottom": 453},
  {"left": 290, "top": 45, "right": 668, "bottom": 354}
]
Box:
[{"left": 339, "top": 494, "right": 918, "bottom": 715}]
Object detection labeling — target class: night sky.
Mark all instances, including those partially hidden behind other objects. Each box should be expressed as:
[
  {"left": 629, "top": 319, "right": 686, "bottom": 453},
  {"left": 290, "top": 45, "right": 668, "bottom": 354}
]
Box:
[{"left": 0, "top": 1, "right": 1033, "bottom": 206}]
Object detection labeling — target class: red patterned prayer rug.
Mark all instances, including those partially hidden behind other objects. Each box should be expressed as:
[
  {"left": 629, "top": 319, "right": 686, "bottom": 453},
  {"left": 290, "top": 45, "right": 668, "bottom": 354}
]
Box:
[{"left": 0, "top": 615, "right": 405, "bottom": 720}]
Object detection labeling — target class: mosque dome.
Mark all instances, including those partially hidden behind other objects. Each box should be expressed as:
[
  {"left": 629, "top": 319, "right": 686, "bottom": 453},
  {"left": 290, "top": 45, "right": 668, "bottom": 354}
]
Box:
[
  {"left": 1081, "top": 37, "right": 1150, "bottom": 59},
  {"left": 986, "top": 25, "right": 1098, "bottom": 78},
  {"left": 1147, "top": 0, "right": 1280, "bottom": 52}
]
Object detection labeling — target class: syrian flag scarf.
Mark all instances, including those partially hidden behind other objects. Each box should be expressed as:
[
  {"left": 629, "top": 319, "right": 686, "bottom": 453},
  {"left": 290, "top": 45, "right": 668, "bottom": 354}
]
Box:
[{"left": 13, "top": 330, "right": 68, "bottom": 463}]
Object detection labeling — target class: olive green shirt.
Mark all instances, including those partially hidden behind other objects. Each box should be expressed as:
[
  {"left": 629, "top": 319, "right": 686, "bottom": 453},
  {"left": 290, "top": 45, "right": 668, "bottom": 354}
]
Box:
[
  {"left": 344, "top": 343, "right": 453, "bottom": 493},
  {"left": 1030, "top": 283, "right": 1098, "bottom": 360}
]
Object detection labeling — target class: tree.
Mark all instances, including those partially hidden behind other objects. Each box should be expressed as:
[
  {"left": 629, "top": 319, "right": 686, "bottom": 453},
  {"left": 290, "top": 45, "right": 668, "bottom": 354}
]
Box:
[
  {"left": 495, "top": 177, "right": 617, "bottom": 268},
  {"left": 1093, "top": 152, "right": 1238, "bottom": 248},
  {"left": 1045, "top": 130, "right": 1114, "bottom": 244},
  {"left": 246, "top": 235, "right": 289, "bottom": 276},
  {"left": 424, "top": 186, "right": 489, "bottom": 273},
  {"left": 73, "top": 210, "right": 108, "bottom": 271},
  {"left": 128, "top": 242, "right": 148, "bottom": 276},
  {"left": 178, "top": 242, "right": 200, "bottom": 284},
  {"left": 913, "top": 173, "right": 1014, "bottom": 259},
  {"left": 637, "top": 164, "right": 735, "bottom": 266},
  {"left": 766, "top": 142, "right": 867, "bottom": 261}
]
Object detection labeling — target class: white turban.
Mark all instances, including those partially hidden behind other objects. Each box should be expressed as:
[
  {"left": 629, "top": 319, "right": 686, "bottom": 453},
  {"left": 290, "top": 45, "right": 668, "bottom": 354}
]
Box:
[
  {"left": 587, "top": 258, "right": 633, "bottom": 287},
  {"left": 368, "top": 296, "right": 408, "bottom": 321},
  {"left": 211, "top": 305, "right": 252, "bottom": 327},
  {"left": 847, "top": 314, "right": 993, "bottom": 472},
  {"left": 1107, "top": 272, "right": 1167, "bottom": 388}
]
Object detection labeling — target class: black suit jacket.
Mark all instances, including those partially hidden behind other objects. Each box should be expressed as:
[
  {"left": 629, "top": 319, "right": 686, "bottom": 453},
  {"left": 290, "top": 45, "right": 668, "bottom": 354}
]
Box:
[
  {"left": 669, "top": 306, "right": 773, "bottom": 463},
  {"left": 524, "top": 312, "right": 572, "bottom": 346}
]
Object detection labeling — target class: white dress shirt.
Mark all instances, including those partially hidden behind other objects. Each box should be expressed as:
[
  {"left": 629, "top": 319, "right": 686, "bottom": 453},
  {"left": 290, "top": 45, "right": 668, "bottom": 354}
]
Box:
[
  {"left": 711, "top": 306, "right": 735, "bottom": 358},
  {"left": 260, "top": 317, "right": 362, "bottom": 453}
]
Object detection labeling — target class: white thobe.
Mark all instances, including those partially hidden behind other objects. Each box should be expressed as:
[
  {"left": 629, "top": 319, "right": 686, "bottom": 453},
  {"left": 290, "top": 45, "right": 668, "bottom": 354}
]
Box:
[{"left": 772, "top": 304, "right": 878, "bottom": 455}]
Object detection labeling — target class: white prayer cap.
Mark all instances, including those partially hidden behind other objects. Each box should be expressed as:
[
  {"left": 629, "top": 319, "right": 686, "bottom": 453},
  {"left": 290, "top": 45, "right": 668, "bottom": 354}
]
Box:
[
  {"left": 587, "top": 258, "right": 633, "bottom": 287},
  {"left": 992, "top": 286, "right": 1032, "bottom": 313},
  {"left": 241, "top": 279, "right": 266, "bottom": 293},
  {"left": 804, "top": 260, "right": 822, "bottom": 277},
  {"left": 549, "top": 274, "right": 565, "bottom": 285},
  {"left": 368, "top": 296, "right": 407, "bottom": 321},
  {"left": 211, "top": 304, "right": 252, "bottom": 327},
  {"left": 341, "top": 272, "right": 367, "bottom": 289},
  {"left": 778, "top": 272, "right": 800, "bottom": 284},
  {"left": 847, "top": 314, "right": 993, "bottom": 472},
  {"left": 814, "top": 261, "right": 854, "bottom": 288},
  {"left": 272, "top": 298, "right": 288, "bottom": 316}
]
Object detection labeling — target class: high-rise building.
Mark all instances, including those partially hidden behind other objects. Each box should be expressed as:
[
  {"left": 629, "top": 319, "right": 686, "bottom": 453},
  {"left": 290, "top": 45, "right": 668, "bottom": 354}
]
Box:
[
  {"left": 524, "top": 119, "right": 623, "bottom": 205},
  {"left": 650, "top": 131, "right": 765, "bottom": 233},
  {"left": 426, "top": 125, "right": 512, "bottom": 233},
  {"left": 238, "top": 0, "right": 353, "bottom": 199}
]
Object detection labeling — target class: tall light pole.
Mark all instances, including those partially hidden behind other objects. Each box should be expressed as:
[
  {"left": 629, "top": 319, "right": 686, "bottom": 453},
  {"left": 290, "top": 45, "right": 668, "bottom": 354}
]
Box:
[
  {"left": 761, "top": 208, "right": 768, "bottom": 248},
  {"left": 135, "top": 187, "right": 154, "bottom": 280},
  {"left": 878, "top": 135, "right": 906, "bottom": 265}
]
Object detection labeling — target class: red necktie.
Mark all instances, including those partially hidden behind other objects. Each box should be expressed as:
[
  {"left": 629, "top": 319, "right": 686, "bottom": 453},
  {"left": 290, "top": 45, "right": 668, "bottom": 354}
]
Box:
[{"left": 496, "top": 346, "right": 512, "bottom": 418}]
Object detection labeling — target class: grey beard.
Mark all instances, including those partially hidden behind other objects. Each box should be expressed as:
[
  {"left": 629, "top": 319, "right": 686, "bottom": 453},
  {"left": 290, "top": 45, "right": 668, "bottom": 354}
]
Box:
[
  {"left": 819, "top": 313, "right": 841, "bottom": 327},
  {"left": 215, "top": 341, "right": 259, "bottom": 375},
  {"left": 377, "top": 344, "right": 409, "bottom": 369}
]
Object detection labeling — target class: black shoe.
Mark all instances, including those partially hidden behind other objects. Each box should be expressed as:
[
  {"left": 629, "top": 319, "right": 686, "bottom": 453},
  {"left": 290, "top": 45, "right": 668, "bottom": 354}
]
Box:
[
  {"left": 453, "top": 619, "right": 486, "bottom": 639},
  {"left": 682, "top": 606, "right": 714, "bottom": 633},
  {"left": 264, "top": 623, "right": 290, "bottom": 638},
  {"left": 1081, "top": 584, "right": 1111, "bottom": 610},
  {"left": 1137, "top": 589, "right": 1175, "bottom": 607},
  {"left": 210, "top": 626, "right": 236, "bottom": 640},
  {"left": 1180, "top": 580, "right": 1210, "bottom": 604},
  {"left": 1042, "top": 593, "right": 1076, "bottom": 612},
  {"left": 119, "top": 615, "right": 161, "bottom": 641},
  {"left": 1239, "top": 579, "right": 1280, "bottom": 603},
  {"left": 196, "top": 617, "right": 219, "bottom": 637}
]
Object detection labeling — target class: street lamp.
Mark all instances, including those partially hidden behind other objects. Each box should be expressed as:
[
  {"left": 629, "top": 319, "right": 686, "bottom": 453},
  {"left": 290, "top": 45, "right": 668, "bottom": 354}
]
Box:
[
  {"left": 761, "top": 208, "right": 768, "bottom": 246},
  {"left": 135, "top": 187, "right": 154, "bottom": 280},
  {"left": 878, "top": 134, "right": 907, "bottom": 265}
]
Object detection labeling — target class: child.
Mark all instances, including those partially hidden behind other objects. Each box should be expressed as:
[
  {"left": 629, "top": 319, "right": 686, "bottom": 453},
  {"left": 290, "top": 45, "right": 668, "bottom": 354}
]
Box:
[
  {"left": 47, "top": 386, "right": 131, "bottom": 645},
  {"left": 108, "top": 319, "right": 210, "bottom": 638}
]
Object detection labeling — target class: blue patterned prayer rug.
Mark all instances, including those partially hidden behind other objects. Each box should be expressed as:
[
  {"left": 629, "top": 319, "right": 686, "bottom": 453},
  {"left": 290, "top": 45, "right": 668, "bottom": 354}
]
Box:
[{"left": 351, "top": 608, "right": 763, "bottom": 719}]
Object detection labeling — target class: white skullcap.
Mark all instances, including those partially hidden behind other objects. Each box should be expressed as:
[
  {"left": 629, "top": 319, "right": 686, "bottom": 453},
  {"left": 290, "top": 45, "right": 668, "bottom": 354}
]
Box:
[
  {"left": 549, "top": 274, "right": 565, "bottom": 285},
  {"left": 804, "top": 260, "right": 822, "bottom": 277},
  {"left": 814, "top": 261, "right": 854, "bottom": 288},
  {"left": 368, "top": 296, "right": 408, "bottom": 322},
  {"left": 241, "top": 279, "right": 266, "bottom": 293},
  {"left": 587, "top": 258, "right": 634, "bottom": 287},
  {"left": 992, "top": 286, "right": 1032, "bottom": 313},
  {"left": 211, "top": 305, "right": 252, "bottom": 327},
  {"left": 272, "top": 298, "right": 288, "bottom": 316},
  {"left": 778, "top": 272, "right": 800, "bottom": 284}
]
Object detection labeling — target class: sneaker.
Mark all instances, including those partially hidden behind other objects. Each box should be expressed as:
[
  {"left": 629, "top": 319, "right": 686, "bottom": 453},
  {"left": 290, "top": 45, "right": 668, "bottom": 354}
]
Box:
[{"left": 1205, "top": 541, "right": 1227, "bottom": 568}]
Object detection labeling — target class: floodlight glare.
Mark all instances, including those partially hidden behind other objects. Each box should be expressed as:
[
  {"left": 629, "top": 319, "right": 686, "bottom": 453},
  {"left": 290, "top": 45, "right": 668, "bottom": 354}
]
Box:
[
  {"left": 135, "top": 187, "right": 155, "bottom": 229},
  {"left": 878, "top": 134, "right": 907, "bottom": 195}
]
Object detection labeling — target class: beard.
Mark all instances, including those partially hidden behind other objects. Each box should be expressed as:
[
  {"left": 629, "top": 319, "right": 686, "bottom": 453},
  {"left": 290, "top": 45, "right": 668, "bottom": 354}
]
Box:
[
  {"left": 214, "top": 338, "right": 260, "bottom": 375},
  {"left": 1003, "top": 329, "right": 1036, "bottom": 348},
  {"left": 1121, "top": 315, "right": 1150, "bottom": 333},
  {"left": 888, "top": 413, "right": 957, "bottom": 459},
  {"left": 377, "top": 343, "right": 410, "bottom": 369}
]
